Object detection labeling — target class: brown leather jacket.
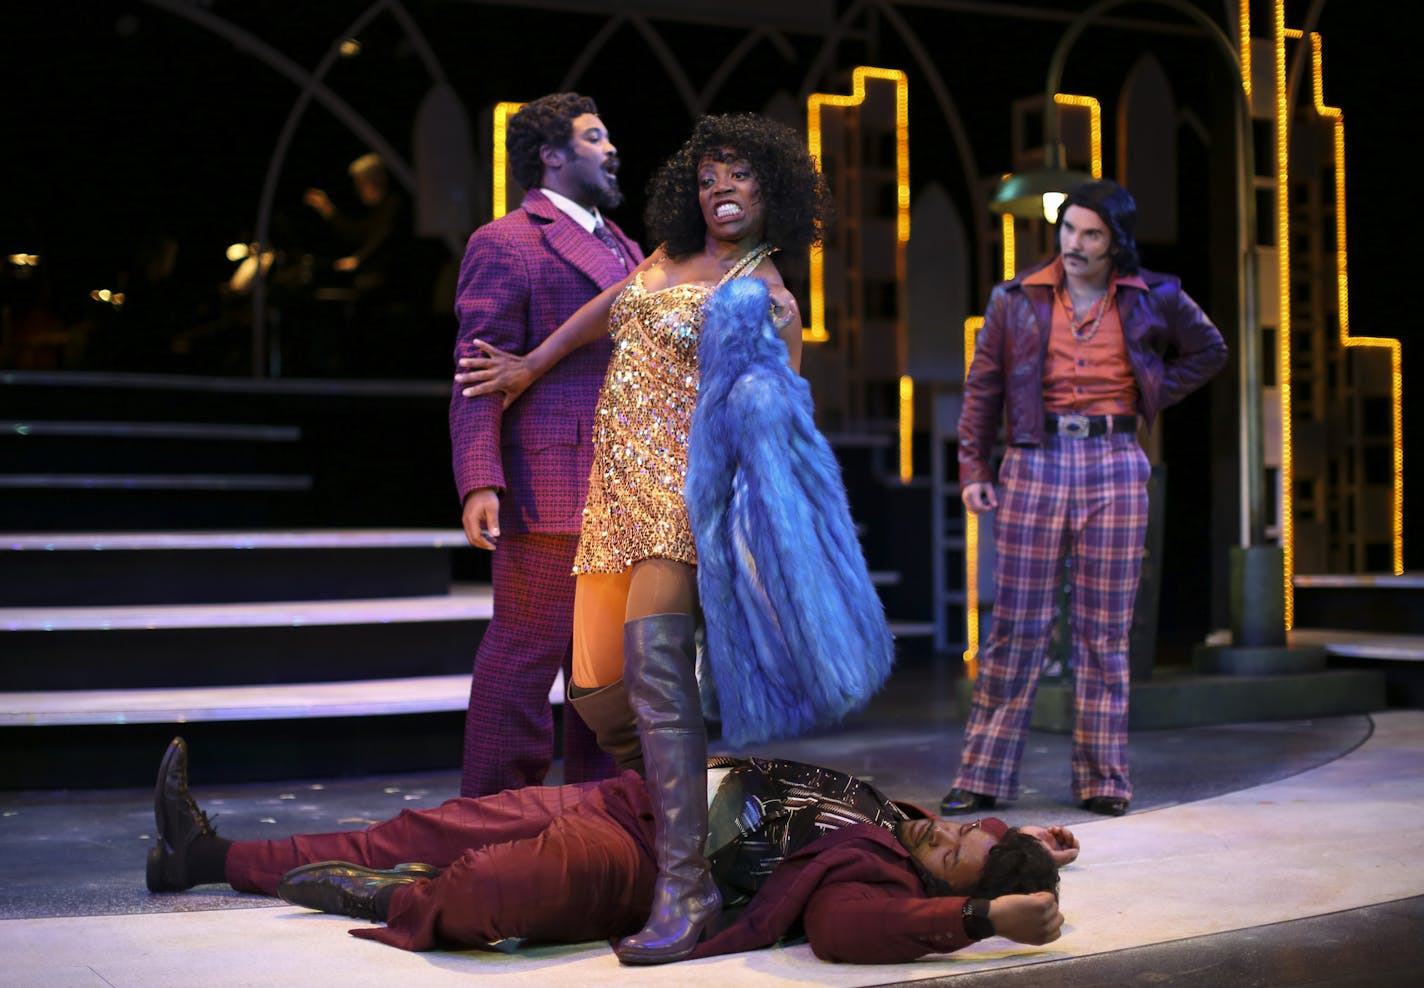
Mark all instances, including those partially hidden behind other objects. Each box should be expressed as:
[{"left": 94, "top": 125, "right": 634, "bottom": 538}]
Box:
[{"left": 958, "top": 258, "right": 1228, "bottom": 485}]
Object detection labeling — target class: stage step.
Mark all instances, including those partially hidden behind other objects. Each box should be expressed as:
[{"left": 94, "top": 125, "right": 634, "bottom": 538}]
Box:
[
  {"left": 1293, "top": 573, "right": 1424, "bottom": 635},
  {"left": 1, "top": 527, "right": 488, "bottom": 707},
  {"left": 1, "top": 585, "right": 490, "bottom": 690},
  {"left": 958, "top": 666, "right": 1387, "bottom": 734},
  {"left": 888, "top": 620, "right": 937, "bottom": 639},
  {"left": 0, "top": 371, "right": 457, "bottom": 531},
  {"left": 0, "top": 586, "right": 490, "bottom": 633},
  {"left": 0, "top": 523, "right": 492, "bottom": 786},
  {"left": 0, "top": 671, "right": 572, "bottom": 727},
  {"left": 1204, "top": 627, "right": 1424, "bottom": 662},
  {"left": 0, "top": 528, "right": 477, "bottom": 605},
  {"left": 1, "top": 530, "right": 469, "bottom": 553},
  {"left": 1, "top": 371, "right": 938, "bottom": 785},
  {"left": 1293, "top": 627, "right": 1424, "bottom": 707}
]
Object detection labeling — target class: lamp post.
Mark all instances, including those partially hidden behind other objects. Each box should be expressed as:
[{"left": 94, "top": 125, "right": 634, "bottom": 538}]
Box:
[{"left": 988, "top": 0, "right": 1286, "bottom": 650}]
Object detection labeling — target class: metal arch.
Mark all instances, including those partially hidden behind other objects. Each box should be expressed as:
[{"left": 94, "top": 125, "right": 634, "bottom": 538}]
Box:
[
  {"left": 558, "top": 14, "right": 630, "bottom": 95},
  {"left": 558, "top": 13, "right": 701, "bottom": 119},
  {"left": 139, "top": 1, "right": 416, "bottom": 193},
  {"left": 1045, "top": 0, "right": 1243, "bottom": 152},
  {"left": 796, "top": 0, "right": 869, "bottom": 105},
  {"left": 698, "top": 28, "right": 799, "bottom": 110},
  {"left": 867, "top": 0, "right": 994, "bottom": 296},
  {"left": 246, "top": 3, "right": 406, "bottom": 377},
  {"left": 1042, "top": 0, "right": 1259, "bottom": 550},
  {"left": 623, "top": 15, "right": 704, "bottom": 117},
  {"left": 139, "top": 0, "right": 451, "bottom": 375},
  {"left": 388, "top": 1, "right": 448, "bottom": 85}
]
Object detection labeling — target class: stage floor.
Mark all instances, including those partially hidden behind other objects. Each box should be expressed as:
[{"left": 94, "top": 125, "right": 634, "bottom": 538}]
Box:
[{"left": 3, "top": 657, "right": 1422, "bottom": 987}]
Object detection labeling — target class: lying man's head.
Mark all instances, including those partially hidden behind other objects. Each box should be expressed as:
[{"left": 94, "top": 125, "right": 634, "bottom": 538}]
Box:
[{"left": 896, "top": 818, "right": 1060, "bottom": 898}]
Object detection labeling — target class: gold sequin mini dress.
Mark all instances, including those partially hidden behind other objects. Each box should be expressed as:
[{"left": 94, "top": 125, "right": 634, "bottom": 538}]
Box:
[{"left": 573, "top": 245, "right": 775, "bottom": 574}]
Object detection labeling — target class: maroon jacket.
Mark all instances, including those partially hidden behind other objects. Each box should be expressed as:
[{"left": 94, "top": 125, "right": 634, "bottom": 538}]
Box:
[
  {"left": 691, "top": 824, "right": 981, "bottom": 964},
  {"left": 449, "top": 190, "right": 642, "bottom": 533},
  {"left": 958, "top": 257, "right": 1228, "bottom": 486}
]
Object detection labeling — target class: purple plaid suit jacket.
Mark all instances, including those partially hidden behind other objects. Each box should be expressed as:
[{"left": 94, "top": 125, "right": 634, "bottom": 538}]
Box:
[{"left": 449, "top": 190, "right": 643, "bottom": 534}]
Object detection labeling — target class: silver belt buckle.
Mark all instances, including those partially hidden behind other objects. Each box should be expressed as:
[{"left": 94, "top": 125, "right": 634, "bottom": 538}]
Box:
[{"left": 1058, "top": 413, "right": 1090, "bottom": 438}]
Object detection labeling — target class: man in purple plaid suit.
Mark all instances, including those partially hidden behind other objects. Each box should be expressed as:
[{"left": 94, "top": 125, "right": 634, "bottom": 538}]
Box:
[
  {"left": 944, "top": 179, "right": 1226, "bottom": 819},
  {"left": 449, "top": 93, "right": 644, "bottom": 797}
]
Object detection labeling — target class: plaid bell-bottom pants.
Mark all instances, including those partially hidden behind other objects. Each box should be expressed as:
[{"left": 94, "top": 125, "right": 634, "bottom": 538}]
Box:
[{"left": 954, "top": 431, "right": 1149, "bottom": 802}]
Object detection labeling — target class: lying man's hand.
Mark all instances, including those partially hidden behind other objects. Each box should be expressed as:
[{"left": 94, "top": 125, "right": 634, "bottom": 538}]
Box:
[
  {"left": 987, "top": 891, "right": 1064, "bottom": 945},
  {"left": 1018, "top": 824, "right": 1080, "bottom": 866}
]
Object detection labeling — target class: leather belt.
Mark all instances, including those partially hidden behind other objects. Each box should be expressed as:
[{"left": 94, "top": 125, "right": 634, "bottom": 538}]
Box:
[{"left": 1044, "top": 413, "right": 1137, "bottom": 438}]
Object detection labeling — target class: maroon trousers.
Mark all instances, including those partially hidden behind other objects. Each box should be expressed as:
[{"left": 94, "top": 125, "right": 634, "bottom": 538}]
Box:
[{"left": 226, "top": 773, "right": 656, "bottom": 951}]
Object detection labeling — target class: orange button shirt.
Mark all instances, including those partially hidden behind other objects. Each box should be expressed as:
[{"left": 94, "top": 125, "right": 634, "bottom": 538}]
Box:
[{"left": 1024, "top": 256, "right": 1145, "bottom": 416}]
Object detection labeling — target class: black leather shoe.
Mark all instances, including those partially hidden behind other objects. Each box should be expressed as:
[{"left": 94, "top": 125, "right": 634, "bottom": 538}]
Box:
[
  {"left": 940, "top": 788, "right": 998, "bottom": 815},
  {"left": 278, "top": 861, "right": 442, "bottom": 920},
  {"left": 1082, "top": 796, "right": 1129, "bottom": 817},
  {"left": 146, "top": 737, "right": 219, "bottom": 893}
]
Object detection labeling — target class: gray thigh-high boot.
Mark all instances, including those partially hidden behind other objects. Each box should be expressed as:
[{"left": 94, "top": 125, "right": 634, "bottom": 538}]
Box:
[
  {"left": 568, "top": 679, "right": 645, "bottom": 776},
  {"left": 616, "top": 612, "right": 720, "bottom": 964}
]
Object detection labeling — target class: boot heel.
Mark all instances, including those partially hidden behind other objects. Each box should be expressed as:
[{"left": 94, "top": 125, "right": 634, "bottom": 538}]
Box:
[
  {"left": 145, "top": 845, "right": 165, "bottom": 892},
  {"left": 617, "top": 874, "right": 720, "bottom": 964}
]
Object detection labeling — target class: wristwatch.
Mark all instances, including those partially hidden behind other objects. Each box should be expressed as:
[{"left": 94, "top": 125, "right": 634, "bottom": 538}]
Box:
[{"left": 962, "top": 898, "right": 995, "bottom": 939}]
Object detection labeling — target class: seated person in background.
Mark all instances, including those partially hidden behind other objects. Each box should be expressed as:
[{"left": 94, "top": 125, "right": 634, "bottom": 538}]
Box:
[
  {"left": 300, "top": 152, "right": 417, "bottom": 376},
  {"left": 147, "top": 738, "right": 1076, "bottom": 965},
  {"left": 302, "top": 152, "right": 411, "bottom": 293}
]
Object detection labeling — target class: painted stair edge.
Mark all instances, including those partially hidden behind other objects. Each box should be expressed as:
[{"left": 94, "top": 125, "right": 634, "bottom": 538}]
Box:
[
  {"left": 0, "top": 672, "right": 560, "bottom": 727},
  {"left": 0, "top": 529, "right": 473, "bottom": 551},
  {"left": 1, "top": 585, "right": 493, "bottom": 632}
]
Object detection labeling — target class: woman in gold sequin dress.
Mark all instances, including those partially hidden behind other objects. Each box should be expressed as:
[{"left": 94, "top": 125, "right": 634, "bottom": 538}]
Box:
[{"left": 458, "top": 114, "right": 829, "bottom": 964}]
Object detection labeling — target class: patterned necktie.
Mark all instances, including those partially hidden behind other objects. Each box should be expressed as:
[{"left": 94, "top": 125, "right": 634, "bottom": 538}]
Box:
[{"left": 593, "top": 222, "right": 629, "bottom": 272}]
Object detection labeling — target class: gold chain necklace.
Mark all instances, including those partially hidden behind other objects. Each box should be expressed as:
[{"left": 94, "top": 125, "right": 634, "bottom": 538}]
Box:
[{"left": 1066, "top": 288, "right": 1110, "bottom": 343}]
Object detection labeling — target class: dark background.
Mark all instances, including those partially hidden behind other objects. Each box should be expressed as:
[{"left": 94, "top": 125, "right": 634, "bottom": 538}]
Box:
[{"left": 2, "top": 3, "right": 1408, "bottom": 374}]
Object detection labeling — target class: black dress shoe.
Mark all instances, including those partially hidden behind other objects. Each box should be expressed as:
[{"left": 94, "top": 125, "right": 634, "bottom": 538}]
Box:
[
  {"left": 278, "top": 861, "right": 442, "bottom": 920},
  {"left": 940, "top": 788, "right": 998, "bottom": 815},
  {"left": 1082, "top": 796, "right": 1129, "bottom": 817},
  {"left": 146, "top": 737, "right": 219, "bottom": 893}
]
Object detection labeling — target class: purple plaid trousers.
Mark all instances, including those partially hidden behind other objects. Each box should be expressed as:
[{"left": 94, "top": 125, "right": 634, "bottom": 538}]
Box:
[
  {"left": 460, "top": 533, "right": 612, "bottom": 797},
  {"left": 955, "top": 431, "right": 1149, "bottom": 802}
]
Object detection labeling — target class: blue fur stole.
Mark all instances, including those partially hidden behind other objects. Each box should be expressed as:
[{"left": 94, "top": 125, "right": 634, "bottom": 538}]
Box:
[{"left": 686, "top": 278, "right": 894, "bottom": 747}]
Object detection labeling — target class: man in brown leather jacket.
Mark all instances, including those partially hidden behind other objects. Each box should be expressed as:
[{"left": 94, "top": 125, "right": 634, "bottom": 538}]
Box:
[{"left": 943, "top": 179, "right": 1227, "bottom": 820}]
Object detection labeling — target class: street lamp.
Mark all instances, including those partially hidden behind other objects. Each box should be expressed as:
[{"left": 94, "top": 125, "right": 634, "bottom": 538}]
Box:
[{"left": 989, "top": 161, "right": 1095, "bottom": 222}]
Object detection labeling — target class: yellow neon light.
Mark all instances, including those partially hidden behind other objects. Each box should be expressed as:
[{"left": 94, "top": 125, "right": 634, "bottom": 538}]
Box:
[
  {"left": 1240, "top": 0, "right": 1252, "bottom": 98},
  {"left": 899, "top": 376, "right": 914, "bottom": 484},
  {"left": 1303, "top": 30, "right": 1405, "bottom": 575},
  {"left": 963, "top": 195, "right": 1025, "bottom": 676},
  {"left": 1052, "top": 93, "right": 1102, "bottom": 178},
  {"left": 963, "top": 202, "right": 1023, "bottom": 676},
  {"left": 963, "top": 315, "right": 985, "bottom": 677},
  {"left": 1000, "top": 212, "right": 1016, "bottom": 282},
  {"left": 1306, "top": 30, "right": 1327, "bottom": 111},
  {"left": 805, "top": 66, "right": 910, "bottom": 344},
  {"left": 1274, "top": 5, "right": 1295, "bottom": 625},
  {"left": 491, "top": 101, "right": 524, "bottom": 220}
]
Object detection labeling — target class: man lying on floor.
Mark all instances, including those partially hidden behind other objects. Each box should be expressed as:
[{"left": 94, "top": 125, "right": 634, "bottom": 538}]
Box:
[{"left": 146, "top": 737, "right": 1077, "bottom": 964}]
